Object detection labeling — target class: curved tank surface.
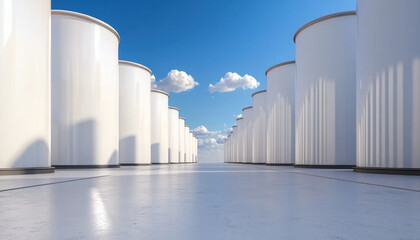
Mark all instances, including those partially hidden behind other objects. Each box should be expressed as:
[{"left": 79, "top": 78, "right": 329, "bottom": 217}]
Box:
[
  {"left": 355, "top": 0, "right": 420, "bottom": 174},
  {"left": 0, "top": 0, "right": 53, "bottom": 174},
  {"left": 294, "top": 12, "right": 356, "bottom": 168},
  {"left": 51, "top": 10, "right": 120, "bottom": 168},
  {"left": 119, "top": 61, "right": 152, "bottom": 165}
]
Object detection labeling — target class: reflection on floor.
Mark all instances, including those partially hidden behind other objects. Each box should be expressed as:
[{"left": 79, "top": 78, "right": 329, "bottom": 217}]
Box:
[{"left": 0, "top": 163, "right": 419, "bottom": 239}]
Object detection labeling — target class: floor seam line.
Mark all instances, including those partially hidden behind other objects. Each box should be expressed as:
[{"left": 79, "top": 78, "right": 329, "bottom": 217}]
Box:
[
  {"left": 287, "top": 171, "right": 420, "bottom": 193},
  {"left": 0, "top": 175, "right": 109, "bottom": 193}
]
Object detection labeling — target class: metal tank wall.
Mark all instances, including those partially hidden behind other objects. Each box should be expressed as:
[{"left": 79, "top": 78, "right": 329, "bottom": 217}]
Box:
[
  {"left": 266, "top": 61, "right": 296, "bottom": 165},
  {"left": 227, "top": 134, "right": 232, "bottom": 163},
  {"left": 252, "top": 91, "right": 267, "bottom": 164},
  {"left": 224, "top": 139, "right": 227, "bottom": 163},
  {"left": 188, "top": 132, "right": 193, "bottom": 163},
  {"left": 194, "top": 137, "right": 198, "bottom": 163},
  {"left": 242, "top": 107, "right": 253, "bottom": 163},
  {"left": 355, "top": 0, "right": 420, "bottom": 174},
  {"left": 232, "top": 126, "right": 237, "bottom": 163},
  {"left": 236, "top": 118, "right": 244, "bottom": 163},
  {"left": 178, "top": 117, "right": 186, "bottom": 163},
  {"left": 229, "top": 131, "right": 234, "bottom": 163},
  {"left": 191, "top": 135, "right": 195, "bottom": 163},
  {"left": 168, "top": 107, "right": 180, "bottom": 164},
  {"left": 0, "top": 0, "right": 52, "bottom": 174},
  {"left": 225, "top": 135, "right": 230, "bottom": 163},
  {"left": 151, "top": 90, "right": 169, "bottom": 164},
  {"left": 118, "top": 61, "right": 152, "bottom": 165},
  {"left": 294, "top": 12, "right": 356, "bottom": 167},
  {"left": 184, "top": 126, "right": 191, "bottom": 163},
  {"left": 51, "top": 10, "right": 120, "bottom": 167}
]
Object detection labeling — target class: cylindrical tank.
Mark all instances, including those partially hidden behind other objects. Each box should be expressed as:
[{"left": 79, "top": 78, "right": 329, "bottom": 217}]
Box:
[
  {"left": 151, "top": 89, "right": 169, "bottom": 164},
  {"left": 184, "top": 125, "right": 190, "bottom": 163},
  {"left": 0, "top": 0, "right": 53, "bottom": 174},
  {"left": 51, "top": 10, "right": 120, "bottom": 168},
  {"left": 227, "top": 134, "right": 231, "bottom": 163},
  {"left": 355, "top": 0, "right": 420, "bottom": 174},
  {"left": 294, "top": 11, "right": 356, "bottom": 168},
  {"left": 194, "top": 137, "right": 198, "bottom": 163},
  {"left": 232, "top": 126, "right": 238, "bottom": 163},
  {"left": 229, "top": 131, "right": 234, "bottom": 163},
  {"left": 178, "top": 117, "right": 186, "bottom": 163},
  {"left": 236, "top": 118, "right": 244, "bottom": 163},
  {"left": 168, "top": 107, "right": 180, "bottom": 164},
  {"left": 226, "top": 134, "right": 230, "bottom": 163},
  {"left": 119, "top": 61, "right": 152, "bottom": 165},
  {"left": 242, "top": 107, "right": 253, "bottom": 163},
  {"left": 252, "top": 90, "right": 267, "bottom": 164},
  {"left": 266, "top": 61, "right": 296, "bottom": 165},
  {"left": 223, "top": 137, "right": 226, "bottom": 163},
  {"left": 189, "top": 132, "right": 194, "bottom": 163}
]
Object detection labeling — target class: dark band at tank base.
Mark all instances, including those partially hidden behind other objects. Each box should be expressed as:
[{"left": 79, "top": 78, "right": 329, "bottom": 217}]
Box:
[
  {"left": 0, "top": 167, "right": 55, "bottom": 175},
  {"left": 294, "top": 164, "right": 355, "bottom": 169},
  {"left": 354, "top": 167, "right": 420, "bottom": 176},
  {"left": 52, "top": 165, "right": 120, "bottom": 169}
]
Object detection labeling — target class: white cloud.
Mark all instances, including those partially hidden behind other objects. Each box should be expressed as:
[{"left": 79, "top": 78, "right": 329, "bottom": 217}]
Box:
[
  {"left": 193, "top": 125, "right": 229, "bottom": 163},
  {"left": 150, "top": 74, "right": 156, "bottom": 83},
  {"left": 216, "top": 134, "right": 227, "bottom": 143},
  {"left": 224, "top": 127, "right": 233, "bottom": 134},
  {"left": 152, "top": 69, "right": 198, "bottom": 93},
  {"left": 208, "top": 72, "right": 259, "bottom": 93},
  {"left": 192, "top": 125, "right": 220, "bottom": 136},
  {"left": 236, "top": 114, "right": 243, "bottom": 119},
  {"left": 198, "top": 138, "right": 218, "bottom": 148}
]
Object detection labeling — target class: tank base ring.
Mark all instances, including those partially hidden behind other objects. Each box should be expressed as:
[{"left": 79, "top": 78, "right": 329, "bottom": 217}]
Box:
[
  {"left": 354, "top": 167, "right": 420, "bottom": 175},
  {"left": 0, "top": 167, "right": 55, "bottom": 175},
  {"left": 120, "top": 163, "right": 151, "bottom": 166},
  {"left": 294, "top": 164, "right": 354, "bottom": 169},
  {"left": 52, "top": 165, "right": 120, "bottom": 169},
  {"left": 266, "top": 163, "right": 294, "bottom": 166}
]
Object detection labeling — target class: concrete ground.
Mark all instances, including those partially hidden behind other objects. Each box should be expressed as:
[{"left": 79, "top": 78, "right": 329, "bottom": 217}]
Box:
[{"left": 0, "top": 163, "right": 419, "bottom": 240}]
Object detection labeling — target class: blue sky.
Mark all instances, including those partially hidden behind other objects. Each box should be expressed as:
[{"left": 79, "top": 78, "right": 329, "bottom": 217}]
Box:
[{"left": 52, "top": 0, "right": 356, "bottom": 162}]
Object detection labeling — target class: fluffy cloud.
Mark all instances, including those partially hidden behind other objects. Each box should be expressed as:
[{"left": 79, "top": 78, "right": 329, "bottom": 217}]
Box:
[
  {"left": 193, "top": 125, "right": 230, "bottom": 163},
  {"left": 192, "top": 125, "right": 220, "bottom": 136},
  {"left": 224, "top": 127, "right": 233, "bottom": 134},
  {"left": 152, "top": 69, "right": 198, "bottom": 93},
  {"left": 208, "top": 72, "right": 259, "bottom": 93}
]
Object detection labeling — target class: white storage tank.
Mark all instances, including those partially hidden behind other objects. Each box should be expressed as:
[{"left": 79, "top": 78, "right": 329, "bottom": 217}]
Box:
[
  {"left": 194, "top": 137, "right": 198, "bottom": 163},
  {"left": 191, "top": 134, "right": 195, "bottom": 163},
  {"left": 355, "top": 0, "right": 420, "bottom": 174},
  {"left": 236, "top": 117, "right": 244, "bottom": 163},
  {"left": 178, "top": 117, "right": 186, "bottom": 163},
  {"left": 232, "top": 125, "right": 238, "bottom": 163},
  {"left": 168, "top": 107, "right": 179, "bottom": 164},
  {"left": 51, "top": 10, "right": 120, "bottom": 168},
  {"left": 119, "top": 61, "right": 152, "bottom": 165},
  {"left": 151, "top": 89, "right": 169, "bottom": 164},
  {"left": 0, "top": 0, "right": 53, "bottom": 174},
  {"left": 294, "top": 11, "right": 356, "bottom": 168},
  {"left": 229, "top": 131, "right": 234, "bottom": 163},
  {"left": 252, "top": 90, "right": 267, "bottom": 164},
  {"left": 227, "top": 134, "right": 232, "bottom": 163},
  {"left": 188, "top": 131, "right": 194, "bottom": 163},
  {"left": 184, "top": 125, "right": 191, "bottom": 163},
  {"left": 266, "top": 61, "right": 296, "bottom": 165},
  {"left": 242, "top": 107, "right": 253, "bottom": 164}
]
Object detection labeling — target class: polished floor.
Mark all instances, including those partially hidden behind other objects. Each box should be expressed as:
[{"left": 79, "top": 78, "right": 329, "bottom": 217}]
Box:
[{"left": 0, "top": 163, "right": 419, "bottom": 240}]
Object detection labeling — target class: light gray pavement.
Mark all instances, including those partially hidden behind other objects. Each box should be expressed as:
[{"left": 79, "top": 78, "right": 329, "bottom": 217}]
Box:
[{"left": 0, "top": 163, "right": 419, "bottom": 240}]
